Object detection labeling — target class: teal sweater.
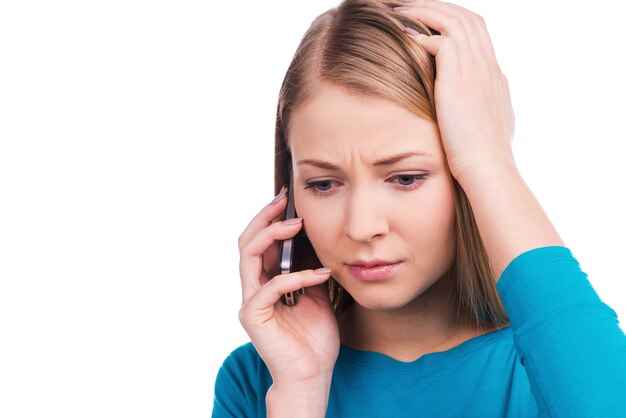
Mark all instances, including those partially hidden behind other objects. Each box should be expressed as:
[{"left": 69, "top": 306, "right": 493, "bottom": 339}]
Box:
[{"left": 212, "top": 247, "right": 626, "bottom": 417}]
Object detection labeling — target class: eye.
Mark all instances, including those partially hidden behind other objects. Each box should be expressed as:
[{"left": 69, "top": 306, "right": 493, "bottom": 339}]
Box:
[
  {"left": 304, "top": 179, "right": 340, "bottom": 196},
  {"left": 388, "top": 174, "right": 427, "bottom": 189}
]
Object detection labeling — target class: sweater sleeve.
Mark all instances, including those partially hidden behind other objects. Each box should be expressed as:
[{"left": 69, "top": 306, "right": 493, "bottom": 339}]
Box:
[{"left": 496, "top": 246, "right": 626, "bottom": 416}]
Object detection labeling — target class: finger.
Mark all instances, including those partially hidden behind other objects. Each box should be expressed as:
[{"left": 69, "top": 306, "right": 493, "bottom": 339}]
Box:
[
  {"left": 395, "top": 4, "right": 469, "bottom": 39},
  {"left": 239, "top": 218, "right": 304, "bottom": 303},
  {"left": 404, "top": 27, "right": 462, "bottom": 83},
  {"left": 404, "top": 28, "right": 443, "bottom": 56},
  {"left": 427, "top": 1, "right": 496, "bottom": 66},
  {"left": 242, "top": 268, "right": 333, "bottom": 313},
  {"left": 401, "top": 6, "right": 477, "bottom": 75},
  {"left": 421, "top": 1, "right": 499, "bottom": 68},
  {"left": 238, "top": 185, "right": 288, "bottom": 249},
  {"left": 397, "top": 1, "right": 498, "bottom": 68}
]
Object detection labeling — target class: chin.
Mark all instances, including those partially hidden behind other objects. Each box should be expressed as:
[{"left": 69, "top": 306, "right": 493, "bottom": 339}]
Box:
[
  {"left": 342, "top": 274, "right": 445, "bottom": 313},
  {"left": 349, "top": 290, "right": 418, "bottom": 312}
]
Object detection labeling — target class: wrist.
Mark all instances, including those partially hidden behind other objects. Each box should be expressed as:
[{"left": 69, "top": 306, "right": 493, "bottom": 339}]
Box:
[
  {"left": 451, "top": 158, "right": 563, "bottom": 280},
  {"left": 266, "top": 379, "right": 332, "bottom": 418},
  {"left": 452, "top": 156, "right": 520, "bottom": 188}
]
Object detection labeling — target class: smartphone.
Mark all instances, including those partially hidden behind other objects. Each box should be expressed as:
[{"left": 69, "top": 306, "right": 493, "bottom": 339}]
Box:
[{"left": 279, "top": 178, "right": 305, "bottom": 306}]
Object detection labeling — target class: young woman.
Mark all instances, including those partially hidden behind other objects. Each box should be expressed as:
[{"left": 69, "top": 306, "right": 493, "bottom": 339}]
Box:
[{"left": 213, "top": 0, "right": 626, "bottom": 416}]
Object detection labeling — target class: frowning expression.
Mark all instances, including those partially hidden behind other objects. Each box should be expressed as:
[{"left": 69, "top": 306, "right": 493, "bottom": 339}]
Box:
[{"left": 288, "top": 84, "right": 457, "bottom": 312}]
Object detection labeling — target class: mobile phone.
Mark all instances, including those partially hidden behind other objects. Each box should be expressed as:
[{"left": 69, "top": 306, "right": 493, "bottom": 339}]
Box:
[{"left": 279, "top": 178, "right": 305, "bottom": 306}]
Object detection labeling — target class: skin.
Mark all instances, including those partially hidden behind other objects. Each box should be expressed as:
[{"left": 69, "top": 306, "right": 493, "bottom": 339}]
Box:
[
  {"left": 237, "top": 1, "right": 564, "bottom": 416},
  {"left": 289, "top": 83, "right": 486, "bottom": 361}
]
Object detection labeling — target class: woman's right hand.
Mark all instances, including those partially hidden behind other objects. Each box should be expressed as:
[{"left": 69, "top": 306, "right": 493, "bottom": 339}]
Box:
[{"left": 237, "top": 186, "right": 340, "bottom": 393}]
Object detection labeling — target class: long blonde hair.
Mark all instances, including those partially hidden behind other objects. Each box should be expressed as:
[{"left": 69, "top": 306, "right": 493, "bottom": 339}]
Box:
[{"left": 274, "top": 0, "right": 509, "bottom": 328}]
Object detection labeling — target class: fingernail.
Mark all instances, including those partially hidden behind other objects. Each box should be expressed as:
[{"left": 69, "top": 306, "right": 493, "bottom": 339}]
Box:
[
  {"left": 405, "top": 26, "right": 420, "bottom": 36},
  {"left": 315, "top": 268, "right": 332, "bottom": 275},
  {"left": 284, "top": 217, "right": 303, "bottom": 225},
  {"left": 405, "top": 26, "right": 427, "bottom": 41},
  {"left": 270, "top": 186, "right": 288, "bottom": 205}
]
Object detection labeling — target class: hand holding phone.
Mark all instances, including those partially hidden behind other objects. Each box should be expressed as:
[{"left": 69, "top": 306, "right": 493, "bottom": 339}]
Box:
[{"left": 236, "top": 182, "right": 339, "bottom": 395}]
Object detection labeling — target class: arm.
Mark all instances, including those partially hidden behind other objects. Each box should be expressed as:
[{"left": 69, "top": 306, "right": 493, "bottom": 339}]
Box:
[
  {"left": 456, "top": 162, "right": 563, "bottom": 280},
  {"left": 496, "top": 245, "right": 626, "bottom": 415},
  {"left": 397, "top": 3, "right": 563, "bottom": 278},
  {"left": 395, "top": 1, "right": 625, "bottom": 415}
]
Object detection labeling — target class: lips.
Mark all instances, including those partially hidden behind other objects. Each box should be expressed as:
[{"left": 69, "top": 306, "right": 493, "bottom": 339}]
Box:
[
  {"left": 348, "top": 259, "right": 397, "bottom": 268},
  {"left": 345, "top": 260, "right": 402, "bottom": 281}
]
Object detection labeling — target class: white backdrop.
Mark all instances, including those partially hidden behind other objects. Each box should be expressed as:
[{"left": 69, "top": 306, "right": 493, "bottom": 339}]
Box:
[{"left": 1, "top": 0, "right": 624, "bottom": 416}]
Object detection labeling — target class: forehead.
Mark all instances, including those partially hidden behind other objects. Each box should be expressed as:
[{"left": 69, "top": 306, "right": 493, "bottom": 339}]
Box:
[{"left": 288, "top": 84, "right": 443, "bottom": 160}]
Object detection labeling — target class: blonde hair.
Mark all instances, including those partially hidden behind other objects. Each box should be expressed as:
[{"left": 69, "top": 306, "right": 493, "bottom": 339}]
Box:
[{"left": 274, "top": 0, "right": 509, "bottom": 328}]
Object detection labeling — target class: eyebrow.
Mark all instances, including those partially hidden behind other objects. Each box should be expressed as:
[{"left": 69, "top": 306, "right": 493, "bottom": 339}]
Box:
[{"left": 297, "top": 151, "right": 431, "bottom": 170}]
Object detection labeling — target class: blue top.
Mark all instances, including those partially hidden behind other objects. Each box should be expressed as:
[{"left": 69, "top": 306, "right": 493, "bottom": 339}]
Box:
[{"left": 212, "top": 246, "right": 626, "bottom": 417}]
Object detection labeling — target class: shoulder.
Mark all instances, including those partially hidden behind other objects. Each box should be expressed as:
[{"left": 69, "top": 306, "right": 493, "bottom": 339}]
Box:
[
  {"left": 216, "top": 341, "right": 271, "bottom": 387},
  {"left": 220, "top": 342, "right": 264, "bottom": 372},
  {"left": 213, "top": 342, "right": 272, "bottom": 417}
]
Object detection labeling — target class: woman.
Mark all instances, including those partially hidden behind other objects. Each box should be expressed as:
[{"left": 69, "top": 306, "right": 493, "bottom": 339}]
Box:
[{"left": 213, "top": 0, "right": 626, "bottom": 416}]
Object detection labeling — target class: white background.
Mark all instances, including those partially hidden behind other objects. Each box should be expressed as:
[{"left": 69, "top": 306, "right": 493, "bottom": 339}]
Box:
[{"left": 1, "top": 0, "right": 624, "bottom": 416}]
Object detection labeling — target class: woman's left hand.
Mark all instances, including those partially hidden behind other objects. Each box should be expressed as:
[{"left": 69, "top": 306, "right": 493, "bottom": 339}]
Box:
[{"left": 394, "top": 0, "right": 517, "bottom": 183}]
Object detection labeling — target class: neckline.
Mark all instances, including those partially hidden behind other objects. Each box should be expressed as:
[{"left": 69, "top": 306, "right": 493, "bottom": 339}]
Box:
[{"left": 338, "top": 325, "right": 511, "bottom": 373}]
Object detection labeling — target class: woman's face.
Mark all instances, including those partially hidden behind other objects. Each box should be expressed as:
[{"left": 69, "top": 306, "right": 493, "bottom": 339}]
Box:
[{"left": 289, "top": 84, "right": 457, "bottom": 312}]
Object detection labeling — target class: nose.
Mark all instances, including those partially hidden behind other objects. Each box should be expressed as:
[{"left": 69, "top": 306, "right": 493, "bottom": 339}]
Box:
[{"left": 343, "top": 187, "right": 389, "bottom": 242}]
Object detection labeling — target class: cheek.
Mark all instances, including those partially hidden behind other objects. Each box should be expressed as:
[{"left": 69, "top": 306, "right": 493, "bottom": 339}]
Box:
[
  {"left": 400, "top": 180, "right": 456, "bottom": 248},
  {"left": 431, "top": 185, "right": 456, "bottom": 234}
]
